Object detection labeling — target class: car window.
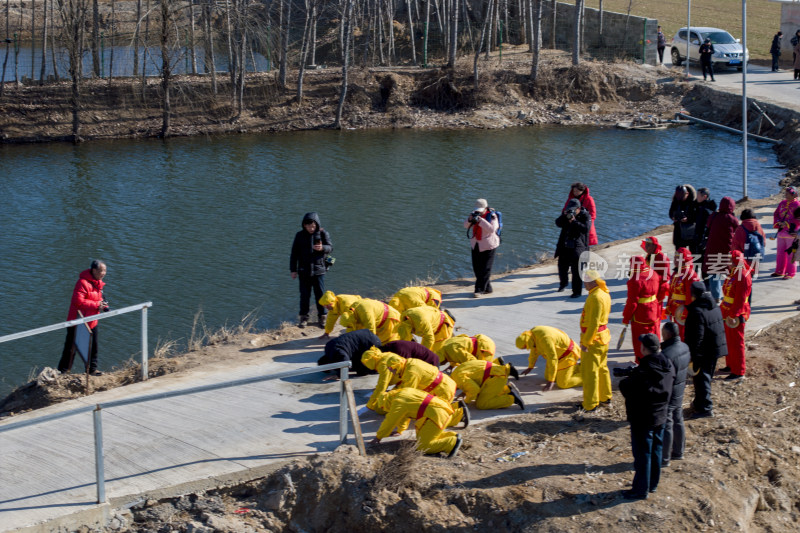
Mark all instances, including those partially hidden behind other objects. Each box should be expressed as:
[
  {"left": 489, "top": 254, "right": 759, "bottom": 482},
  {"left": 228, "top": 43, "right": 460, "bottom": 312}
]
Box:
[
  {"left": 705, "top": 31, "right": 736, "bottom": 44},
  {"left": 678, "top": 30, "right": 687, "bottom": 40},
  {"left": 690, "top": 32, "right": 701, "bottom": 45}
]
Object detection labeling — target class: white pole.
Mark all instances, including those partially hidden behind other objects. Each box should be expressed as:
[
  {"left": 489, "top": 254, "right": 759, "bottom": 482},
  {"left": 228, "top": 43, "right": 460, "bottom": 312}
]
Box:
[
  {"left": 339, "top": 365, "right": 349, "bottom": 443},
  {"left": 141, "top": 306, "right": 149, "bottom": 381},
  {"left": 686, "top": 0, "right": 691, "bottom": 78},
  {"left": 742, "top": 0, "right": 748, "bottom": 199},
  {"left": 93, "top": 405, "right": 106, "bottom": 503}
]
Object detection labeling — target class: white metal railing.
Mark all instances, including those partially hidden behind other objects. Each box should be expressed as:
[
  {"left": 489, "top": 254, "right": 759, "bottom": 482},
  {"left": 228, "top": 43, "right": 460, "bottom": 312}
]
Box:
[
  {"left": 0, "top": 302, "right": 153, "bottom": 381},
  {"left": 0, "top": 361, "right": 353, "bottom": 504}
]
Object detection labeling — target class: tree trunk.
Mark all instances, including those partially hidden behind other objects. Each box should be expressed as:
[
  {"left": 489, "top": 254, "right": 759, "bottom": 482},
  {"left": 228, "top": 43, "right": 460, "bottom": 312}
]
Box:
[
  {"left": 160, "top": 0, "right": 171, "bottom": 137},
  {"left": 334, "top": 0, "right": 353, "bottom": 128},
  {"left": 143, "top": 0, "right": 151, "bottom": 79},
  {"left": 49, "top": 0, "right": 59, "bottom": 80},
  {"left": 549, "top": 0, "right": 555, "bottom": 49},
  {"left": 386, "top": 0, "right": 395, "bottom": 64},
  {"left": 530, "top": 0, "right": 542, "bottom": 80},
  {"left": 189, "top": 0, "right": 197, "bottom": 73},
  {"left": 310, "top": 3, "right": 317, "bottom": 66},
  {"left": 279, "top": 0, "right": 290, "bottom": 88},
  {"left": 39, "top": 0, "right": 48, "bottom": 84},
  {"left": 1, "top": 0, "right": 9, "bottom": 95},
  {"left": 134, "top": 0, "right": 141, "bottom": 75},
  {"left": 571, "top": 0, "right": 582, "bottom": 65},
  {"left": 92, "top": 0, "right": 100, "bottom": 76},
  {"left": 598, "top": 0, "right": 604, "bottom": 45},
  {"left": 296, "top": 0, "right": 312, "bottom": 101},
  {"left": 405, "top": 0, "right": 416, "bottom": 65},
  {"left": 109, "top": 0, "right": 115, "bottom": 78},
  {"left": 204, "top": 0, "right": 217, "bottom": 93},
  {"left": 226, "top": 0, "right": 235, "bottom": 95},
  {"left": 473, "top": 0, "right": 493, "bottom": 89},
  {"left": 30, "top": 0, "right": 35, "bottom": 81},
  {"left": 447, "top": 0, "right": 457, "bottom": 66}
]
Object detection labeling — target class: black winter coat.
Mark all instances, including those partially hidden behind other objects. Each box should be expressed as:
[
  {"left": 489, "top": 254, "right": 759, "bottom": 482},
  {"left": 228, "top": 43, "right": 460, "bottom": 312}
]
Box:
[
  {"left": 661, "top": 336, "right": 691, "bottom": 409},
  {"left": 619, "top": 350, "right": 675, "bottom": 429},
  {"left": 684, "top": 292, "right": 728, "bottom": 366},
  {"left": 554, "top": 210, "right": 590, "bottom": 258},
  {"left": 290, "top": 212, "right": 333, "bottom": 277},
  {"left": 693, "top": 198, "right": 717, "bottom": 251},
  {"left": 319, "top": 330, "right": 382, "bottom": 376}
]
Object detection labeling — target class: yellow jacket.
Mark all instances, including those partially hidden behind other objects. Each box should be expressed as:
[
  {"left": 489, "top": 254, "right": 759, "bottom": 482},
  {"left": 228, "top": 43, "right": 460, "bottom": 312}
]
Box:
[
  {"left": 397, "top": 306, "right": 454, "bottom": 349},
  {"left": 340, "top": 298, "right": 400, "bottom": 343},
  {"left": 387, "top": 287, "right": 442, "bottom": 313},
  {"left": 436, "top": 334, "right": 496, "bottom": 366},
  {"left": 321, "top": 293, "right": 361, "bottom": 334},
  {"left": 397, "top": 359, "right": 456, "bottom": 401},
  {"left": 580, "top": 282, "right": 611, "bottom": 347},
  {"left": 450, "top": 360, "right": 508, "bottom": 403},
  {"left": 376, "top": 388, "right": 454, "bottom": 440},
  {"left": 367, "top": 354, "right": 405, "bottom": 411},
  {"left": 519, "top": 326, "right": 580, "bottom": 382}
]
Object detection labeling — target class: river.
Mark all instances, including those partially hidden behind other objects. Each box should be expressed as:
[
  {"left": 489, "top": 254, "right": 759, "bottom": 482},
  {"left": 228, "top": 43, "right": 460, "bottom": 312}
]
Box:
[{"left": 0, "top": 125, "right": 785, "bottom": 396}]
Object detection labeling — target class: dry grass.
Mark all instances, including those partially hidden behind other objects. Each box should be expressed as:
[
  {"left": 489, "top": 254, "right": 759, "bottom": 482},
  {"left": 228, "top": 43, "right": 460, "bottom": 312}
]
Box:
[
  {"left": 371, "top": 440, "right": 422, "bottom": 492},
  {"left": 187, "top": 308, "right": 259, "bottom": 349},
  {"left": 153, "top": 338, "right": 179, "bottom": 359},
  {"left": 579, "top": 0, "right": 782, "bottom": 59}
]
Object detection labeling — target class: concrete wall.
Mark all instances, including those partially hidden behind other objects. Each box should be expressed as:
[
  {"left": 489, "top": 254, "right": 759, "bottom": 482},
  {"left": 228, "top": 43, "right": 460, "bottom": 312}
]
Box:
[
  {"left": 779, "top": 4, "right": 800, "bottom": 50},
  {"left": 538, "top": 3, "right": 659, "bottom": 65}
]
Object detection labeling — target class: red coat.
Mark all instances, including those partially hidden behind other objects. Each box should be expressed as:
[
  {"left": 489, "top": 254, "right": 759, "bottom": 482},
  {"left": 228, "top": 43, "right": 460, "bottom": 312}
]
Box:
[
  {"left": 565, "top": 187, "right": 598, "bottom": 245},
  {"left": 67, "top": 269, "right": 106, "bottom": 329},
  {"left": 704, "top": 197, "right": 740, "bottom": 263},
  {"left": 731, "top": 219, "right": 766, "bottom": 254},
  {"left": 720, "top": 267, "right": 752, "bottom": 321},
  {"left": 623, "top": 266, "right": 662, "bottom": 326}
]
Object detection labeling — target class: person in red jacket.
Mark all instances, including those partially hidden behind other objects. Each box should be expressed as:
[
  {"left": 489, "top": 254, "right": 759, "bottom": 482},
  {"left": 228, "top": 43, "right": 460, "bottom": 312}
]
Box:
[
  {"left": 641, "top": 236, "right": 670, "bottom": 317},
  {"left": 666, "top": 247, "right": 700, "bottom": 340},
  {"left": 564, "top": 182, "right": 598, "bottom": 246},
  {"left": 623, "top": 256, "right": 663, "bottom": 363},
  {"left": 704, "top": 196, "right": 740, "bottom": 301},
  {"left": 719, "top": 251, "right": 752, "bottom": 380},
  {"left": 57, "top": 260, "right": 109, "bottom": 375}
]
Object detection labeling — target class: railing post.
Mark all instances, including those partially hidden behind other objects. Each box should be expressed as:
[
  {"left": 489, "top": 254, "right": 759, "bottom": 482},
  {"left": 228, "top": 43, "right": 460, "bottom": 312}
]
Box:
[
  {"left": 141, "top": 306, "right": 148, "bottom": 381},
  {"left": 339, "top": 365, "right": 348, "bottom": 443},
  {"left": 93, "top": 405, "right": 106, "bottom": 504}
]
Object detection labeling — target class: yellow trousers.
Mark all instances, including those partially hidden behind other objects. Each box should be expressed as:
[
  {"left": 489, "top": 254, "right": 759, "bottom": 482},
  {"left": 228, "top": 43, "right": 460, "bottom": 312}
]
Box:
[
  {"left": 416, "top": 419, "right": 459, "bottom": 454},
  {"left": 475, "top": 376, "right": 514, "bottom": 410},
  {"left": 581, "top": 342, "right": 611, "bottom": 410},
  {"left": 556, "top": 364, "right": 583, "bottom": 389}
]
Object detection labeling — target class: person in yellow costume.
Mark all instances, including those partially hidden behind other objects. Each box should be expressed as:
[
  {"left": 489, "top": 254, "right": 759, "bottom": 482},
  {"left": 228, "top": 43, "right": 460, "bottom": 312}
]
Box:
[
  {"left": 339, "top": 298, "right": 401, "bottom": 344},
  {"left": 397, "top": 306, "right": 454, "bottom": 352},
  {"left": 436, "top": 333, "right": 499, "bottom": 367},
  {"left": 451, "top": 359, "right": 524, "bottom": 410},
  {"left": 370, "top": 388, "right": 463, "bottom": 457},
  {"left": 318, "top": 291, "right": 361, "bottom": 339},
  {"left": 387, "top": 286, "right": 442, "bottom": 313},
  {"left": 515, "top": 326, "right": 582, "bottom": 391},
  {"left": 579, "top": 270, "right": 612, "bottom": 412}
]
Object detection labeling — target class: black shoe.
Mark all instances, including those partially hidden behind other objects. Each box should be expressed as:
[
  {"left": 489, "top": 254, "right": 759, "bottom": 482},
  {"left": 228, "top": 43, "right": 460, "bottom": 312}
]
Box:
[
  {"left": 509, "top": 382, "right": 525, "bottom": 410},
  {"left": 557, "top": 286, "right": 566, "bottom": 293},
  {"left": 724, "top": 373, "right": 744, "bottom": 381},
  {"left": 649, "top": 488, "right": 657, "bottom": 494},
  {"left": 599, "top": 398, "right": 611, "bottom": 406},
  {"left": 318, "top": 316, "right": 327, "bottom": 328},
  {"left": 448, "top": 434, "right": 463, "bottom": 458},
  {"left": 576, "top": 403, "right": 597, "bottom": 413},
  {"left": 671, "top": 454, "right": 684, "bottom": 461},
  {"left": 689, "top": 410, "right": 714, "bottom": 420},
  {"left": 458, "top": 400, "right": 471, "bottom": 428},
  {"left": 298, "top": 316, "right": 309, "bottom": 328},
  {"left": 508, "top": 363, "right": 520, "bottom": 381},
  {"left": 621, "top": 490, "right": 648, "bottom": 500},
  {"left": 90, "top": 370, "right": 103, "bottom": 376},
  {"left": 495, "top": 356, "right": 506, "bottom": 365},
  {"left": 718, "top": 366, "right": 731, "bottom": 373},
  {"left": 570, "top": 293, "right": 581, "bottom": 298},
  {"left": 662, "top": 460, "right": 670, "bottom": 468}
]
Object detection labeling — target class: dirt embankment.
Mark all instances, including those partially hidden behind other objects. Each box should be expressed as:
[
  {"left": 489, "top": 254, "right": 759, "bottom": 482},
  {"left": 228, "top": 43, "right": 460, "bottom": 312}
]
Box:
[
  {"left": 91, "top": 313, "right": 800, "bottom": 533},
  {"left": 0, "top": 49, "right": 686, "bottom": 142}
]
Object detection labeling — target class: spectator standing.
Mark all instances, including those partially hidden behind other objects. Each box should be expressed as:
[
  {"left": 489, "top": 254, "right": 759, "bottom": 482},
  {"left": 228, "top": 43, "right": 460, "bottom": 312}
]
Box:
[
  {"left": 564, "top": 182, "right": 598, "bottom": 246},
  {"left": 657, "top": 26, "right": 667, "bottom": 64},
  {"left": 684, "top": 281, "right": 728, "bottom": 419},
  {"left": 669, "top": 185, "right": 697, "bottom": 249},
  {"left": 290, "top": 212, "right": 333, "bottom": 328},
  {"left": 660, "top": 322, "right": 690, "bottom": 466},
  {"left": 555, "top": 199, "right": 591, "bottom": 298},
  {"left": 57, "top": 260, "right": 109, "bottom": 376},
  {"left": 464, "top": 199, "right": 500, "bottom": 297},
  {"left": 793, "top": 29, "right": 800, "bottom": 78},
  {"left": 771, "top": 187, "right": 800, "bottom": 279},
  {"left": 770, "top": 31, "right": 783, "bottom": 71},
  {"left": 731, "top": 209, "right": 766, "bottom": 273},
  {"left": 619, "top": 333, "right": 675, "bottom": 500},
  {"left": 699, "top": 38, "right": 715, "bottom": 81},
  {"left": 692, "top": 187, "right": 717, "bottom": 256},
  {"left": 703, "top": 196, "right": 739, "bottom": 301}
]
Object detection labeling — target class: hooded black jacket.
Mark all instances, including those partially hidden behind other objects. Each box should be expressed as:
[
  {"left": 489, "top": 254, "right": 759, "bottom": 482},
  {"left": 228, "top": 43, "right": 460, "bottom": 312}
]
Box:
[
  {"left": 319, "top": 330, "right": 382, "bottom": 375},
  {"left": 661, "top": 336, "right": 691, "bottom": 409},
  {"left": 693, "top": 197, "right": 717, "bottom": 250},
  {"left": 684, "top": 291, "right": 728, "bottom": 365},
  {"left": 290, "top": 212, "right": 333, "bottom": 277},
  {"left": 620, "top": 350, "right": 675, "bottom": 428},
  {"left": 554, "top": 205, "right": 590, "bottom": 258}
]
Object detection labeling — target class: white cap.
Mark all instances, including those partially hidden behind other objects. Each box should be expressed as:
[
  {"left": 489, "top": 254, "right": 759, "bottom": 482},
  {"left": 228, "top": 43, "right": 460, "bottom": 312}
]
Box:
[{"left": 474, "top": 198, "right": 488, "bottom": 212}]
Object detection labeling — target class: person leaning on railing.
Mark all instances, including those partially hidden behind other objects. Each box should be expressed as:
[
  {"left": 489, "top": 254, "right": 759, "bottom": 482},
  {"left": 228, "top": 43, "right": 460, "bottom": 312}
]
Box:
[{"left": 57, "top": 260, "right": 109, "bottom": 376}]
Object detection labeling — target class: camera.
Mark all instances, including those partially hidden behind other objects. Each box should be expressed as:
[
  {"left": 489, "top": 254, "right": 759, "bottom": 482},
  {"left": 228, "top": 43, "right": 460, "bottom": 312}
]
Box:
[
  {"left": 469, "top": 210, "right": 483, "bottom": 224},
  {"left": 101, "top": 301, "right": 110, "bottom": 313},
  {"left": 565, "top": 208, "right": 577, "bottom": 221}
]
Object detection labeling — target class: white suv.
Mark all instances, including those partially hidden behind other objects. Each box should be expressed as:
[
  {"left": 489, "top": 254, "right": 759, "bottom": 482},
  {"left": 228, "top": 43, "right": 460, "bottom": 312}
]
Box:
[{"left": 671, "top": 27, "right": 748, "bottom": 71}]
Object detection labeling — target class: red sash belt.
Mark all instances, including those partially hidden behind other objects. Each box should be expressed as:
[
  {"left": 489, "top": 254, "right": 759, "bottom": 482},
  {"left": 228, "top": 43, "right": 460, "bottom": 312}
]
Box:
[
  {"left": 424, "top": 288, "right": 431, "bottom": 303},
  {"left": 434, "top": 312, "right": 447, "bottom": 334},
  {"left": 581, "top": 324, "right": 608, "bottom": 333},
  {"left": 482, "top": 360, "right": 493, "bottom": 384},
  {"left": 470, "top": 336, "right": 479, "bottom": 356},
  {"left": 424, "top": 372, "right": 444, "bottom": 392},
  {"left": 558, "top": 340, "right": 575, "bottom": 360},
  {"left": 377, "top": 303, "right": 390, "bottom": 328},
  {"left": 416, "top": 394, "right": 434, "bottom": 420}
]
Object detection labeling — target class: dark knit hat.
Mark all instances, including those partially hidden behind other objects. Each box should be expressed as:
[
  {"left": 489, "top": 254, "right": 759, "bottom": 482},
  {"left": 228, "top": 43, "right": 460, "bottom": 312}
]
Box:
[
  {"left": 690, "top": 281, "right": 707, "bottom": 297},
  {"left": 566, "top": 199, "right": 581, "bottom": 210},
  {"left": 639, "top": 334, "right": 661, "bottom": 355}
]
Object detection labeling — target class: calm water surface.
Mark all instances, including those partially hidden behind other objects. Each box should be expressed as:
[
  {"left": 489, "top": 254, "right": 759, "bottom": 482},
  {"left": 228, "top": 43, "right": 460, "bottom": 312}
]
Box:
[{"left": 0, "top": 126, "right": 784, "bottom": 395}]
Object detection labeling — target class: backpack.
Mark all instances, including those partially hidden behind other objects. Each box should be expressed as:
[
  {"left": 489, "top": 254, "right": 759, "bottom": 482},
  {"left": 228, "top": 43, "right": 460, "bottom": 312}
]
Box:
[
  {"left": 743, "top": 227, "right": 765, "bottom": 260},
  {"left": 489, "top": 209, "right": 504, "bottom": 242}
]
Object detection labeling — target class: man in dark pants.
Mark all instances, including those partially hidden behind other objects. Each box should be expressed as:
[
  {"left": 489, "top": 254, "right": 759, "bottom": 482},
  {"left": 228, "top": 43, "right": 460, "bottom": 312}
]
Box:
[
  {"left": 464, "top": 198, "right": 500, "bottom": 298},
  {"left": 692, "top": 187, "right": 716, "bottom": 257},
  {"left": 619, "top": 334, "right": 675, "bottom": 500},
  {"left": 684, "top": 281, "right": 728, "bottom": 418},
  {"left": 318, "top": 329, "right": 381, "bottom": 377},
  {"left": 699, "top": 38, "right": 715, "bottom": 81},
  {"left": 58, "top": 260, "right": 109, "bottom": 376},
  {"left": 660, "top": 321, "right": 690, "bottom": 466},
  {"left": 770, "top": 31, "right": 783, "bottom": 71},
  {"left": 290, "top": 212, "right": 332, "bottom": 328},
  {"left": 555, "top": 199, "right": 590, "bottom": 298}
]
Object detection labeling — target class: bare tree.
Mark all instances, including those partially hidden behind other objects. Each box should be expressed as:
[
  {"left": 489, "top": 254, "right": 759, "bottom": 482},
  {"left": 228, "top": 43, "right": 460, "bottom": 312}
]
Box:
[
  {"left": 56, "top": 0, "right": 89, "bottom": 142},
  {"left": 134, "top": 0, "right": 142, "bottom": 75},
  {"left": 334, "top": 0, "right": 353, "bottom": 128},
  {"left": 446, "top": 0, "right": 457, "bottom": 66},
  {"left": 1, "top": 0, "right": 9, "bottom": 95},
  {"left": 530, "top": 0, "right": 542, "bottom": 80},
  {"left": 39, "top": 0, "right": 48, "bottom": 84},
  {"left": 188, "top": 0, "right": 197, "bottom": 73},
  {"left": 31, "top": 0, "right": 35, "bottom": 81},
  {"left": 473, "top": 0, "right": 494, "bottom": 89},
  {"left": 160, "top": 0, "right": 172, "bottom": 137},
  {"left": 405, "top": 0, "right": 416, "bottom": 65},
  {"left": 549, "top": 0, "right": 555, "bottom": 49},
  {"left": 296, "top": 0, "right": 317, "bottom": 101},
  {"left": 279, "top": 0, "right": 291, "bottom": 87},
  {"left": 92, "top": 0, "right": 100, "bottom": 76},
  {"left": 572, "top": 0, "right": 583, "bottom": 65}
]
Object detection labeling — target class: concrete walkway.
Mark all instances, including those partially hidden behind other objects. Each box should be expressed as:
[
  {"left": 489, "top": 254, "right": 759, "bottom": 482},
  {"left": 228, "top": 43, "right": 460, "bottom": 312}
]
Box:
[{"left": 2, "top": 206, "right": 798, "bottom": 532}]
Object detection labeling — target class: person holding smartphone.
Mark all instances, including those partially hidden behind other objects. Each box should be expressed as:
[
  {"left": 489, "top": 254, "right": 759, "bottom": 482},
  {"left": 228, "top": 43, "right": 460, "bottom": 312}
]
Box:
[{"left": 290, "top": 212, "right": 333, "bottom": 328}]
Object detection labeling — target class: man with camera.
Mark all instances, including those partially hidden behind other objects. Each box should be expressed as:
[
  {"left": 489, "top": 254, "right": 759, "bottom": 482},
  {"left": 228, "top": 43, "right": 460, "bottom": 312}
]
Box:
[
  {"left": 58, "top": 260, "right": 109, "bottom": 376},
  {"left": 464, "top": 199, "right": 500, "bottom": 298},
  {"left": 290, "top": 212, "right": 333, "bottom": 328},
  {"left": 555, "top": 199, "right": 590, "bottom": 298}
]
